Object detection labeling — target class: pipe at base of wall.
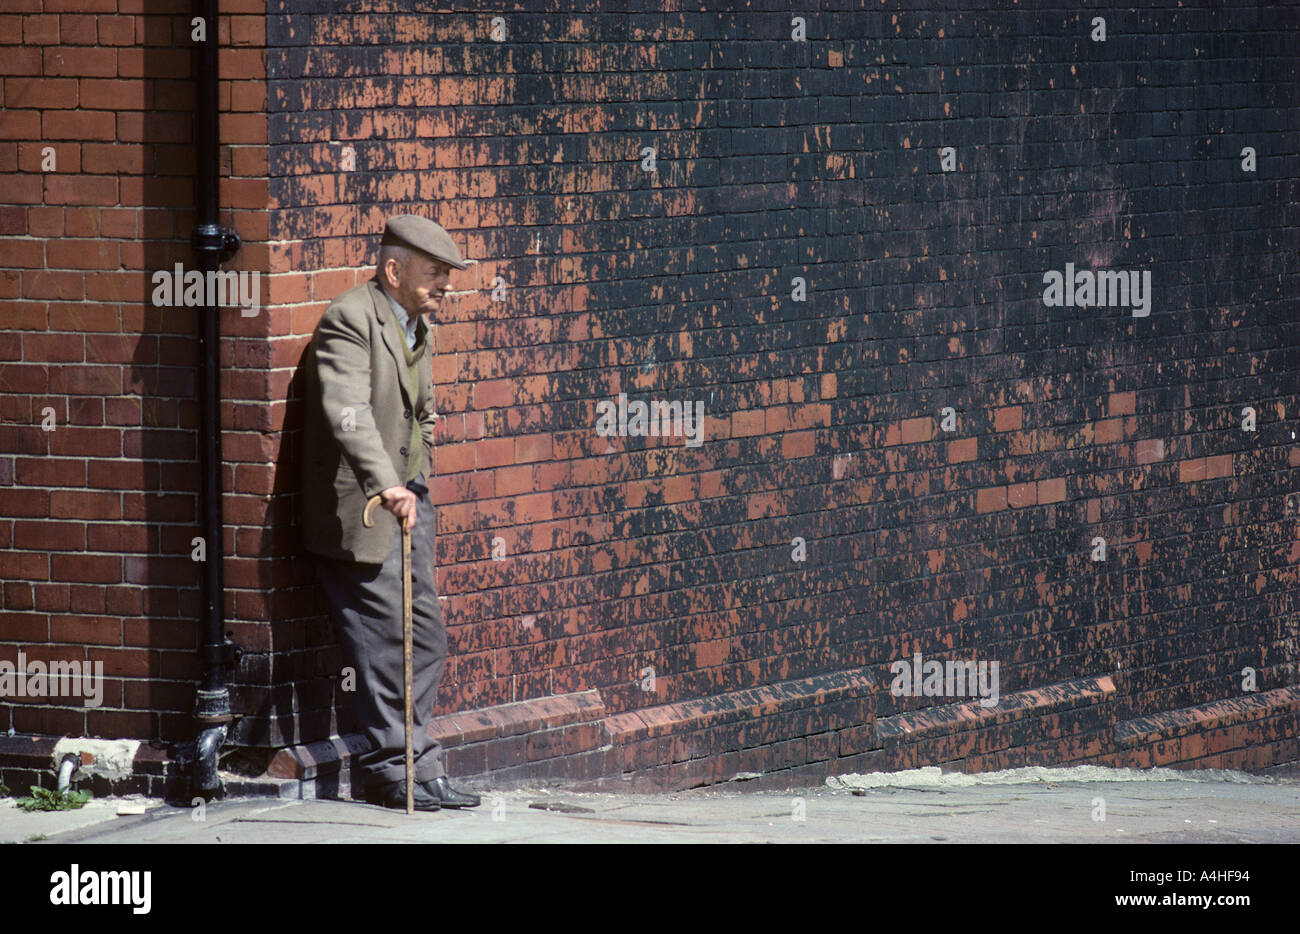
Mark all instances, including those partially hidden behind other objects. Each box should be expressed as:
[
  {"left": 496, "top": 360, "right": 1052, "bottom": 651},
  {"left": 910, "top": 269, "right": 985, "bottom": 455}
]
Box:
[
  {"left": 185, "top": 0, "right": 242, "bottom": 801},
  {"left": 56, "top": 754, "right": 77, "bottom": 794},
  {"left": 191, "top": 725, "right": 228, "bottom": 800}
]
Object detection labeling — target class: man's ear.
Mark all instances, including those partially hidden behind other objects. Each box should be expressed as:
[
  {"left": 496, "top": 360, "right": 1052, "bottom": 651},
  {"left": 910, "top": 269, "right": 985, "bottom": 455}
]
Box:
[{"left": 382, "top": 257, "right": 401, "bottom": 288}]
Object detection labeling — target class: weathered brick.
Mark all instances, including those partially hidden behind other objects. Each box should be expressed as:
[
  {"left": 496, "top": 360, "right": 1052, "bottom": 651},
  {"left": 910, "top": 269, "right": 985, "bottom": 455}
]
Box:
[{"left": 0, "top": 7, "right": 1292, "bottom": 795}]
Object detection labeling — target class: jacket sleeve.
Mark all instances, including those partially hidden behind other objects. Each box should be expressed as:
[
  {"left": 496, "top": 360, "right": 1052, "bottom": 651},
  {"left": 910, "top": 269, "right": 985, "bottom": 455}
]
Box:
[
  {"left": 314, "top": 303, "right": 403, "bottom": 497},
  {"left": 420, "top": 401, "right": 437, "bottom": 463},
  {"left": 418, "top": 339, "right": 438, "bottom": 463}
]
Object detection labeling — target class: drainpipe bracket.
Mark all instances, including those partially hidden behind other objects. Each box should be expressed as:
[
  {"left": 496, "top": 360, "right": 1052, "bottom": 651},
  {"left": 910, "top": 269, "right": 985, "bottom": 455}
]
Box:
[
  {"left": 201, "top": 638, "right": 243, "bottom": 672},
  {"left": 191, "top": 224, "right": 241, "bottom": 264}
]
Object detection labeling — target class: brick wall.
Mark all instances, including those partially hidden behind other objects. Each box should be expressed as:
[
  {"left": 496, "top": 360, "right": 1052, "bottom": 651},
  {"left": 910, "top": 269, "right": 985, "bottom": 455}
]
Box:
[
  {"left": 2, "top": 2, "right": 1297, "bottom": 785},
  {"left": 0, "top": 0, "right": 270, "bottom": 742}
]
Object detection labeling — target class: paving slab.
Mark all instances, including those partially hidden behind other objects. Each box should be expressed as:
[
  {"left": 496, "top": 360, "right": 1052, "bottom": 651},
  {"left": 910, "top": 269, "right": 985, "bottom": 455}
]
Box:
[
  {"left": 0, "top": 796, "right": 162, "bottom": 844},
  {"left": 13, "top": 766, "right": 1298, "bottom": 845}
]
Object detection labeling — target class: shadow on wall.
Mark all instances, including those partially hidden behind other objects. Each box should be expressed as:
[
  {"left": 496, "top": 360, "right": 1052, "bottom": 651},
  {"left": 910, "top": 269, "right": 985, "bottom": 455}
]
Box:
[{"left": 125, "top": 231, "right": 203, "bottom": 747}]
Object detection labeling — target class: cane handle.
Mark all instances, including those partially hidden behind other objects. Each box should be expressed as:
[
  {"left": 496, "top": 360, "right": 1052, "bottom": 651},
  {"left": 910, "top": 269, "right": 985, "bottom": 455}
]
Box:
[{"left": 362, "top": 493, "right": 383, "bottom": 528}]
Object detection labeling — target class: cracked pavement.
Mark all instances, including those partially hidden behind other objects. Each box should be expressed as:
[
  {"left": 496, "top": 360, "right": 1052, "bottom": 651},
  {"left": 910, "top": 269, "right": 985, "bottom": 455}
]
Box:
[{"left": 9, "top": 769, "right": 1299, "bottom": 844}]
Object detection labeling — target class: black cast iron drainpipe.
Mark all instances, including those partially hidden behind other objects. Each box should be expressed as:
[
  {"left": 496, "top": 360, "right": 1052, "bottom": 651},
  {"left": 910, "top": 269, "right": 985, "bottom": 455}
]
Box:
[{"left": 187, "top": 0, "right": 242, "bottom": 800}]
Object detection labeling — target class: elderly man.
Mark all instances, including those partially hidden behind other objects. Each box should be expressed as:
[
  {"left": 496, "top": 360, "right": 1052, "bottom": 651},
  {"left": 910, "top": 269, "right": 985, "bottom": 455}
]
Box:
[{"left": 300, "top": 214, "right": 480, "bottom": 811}]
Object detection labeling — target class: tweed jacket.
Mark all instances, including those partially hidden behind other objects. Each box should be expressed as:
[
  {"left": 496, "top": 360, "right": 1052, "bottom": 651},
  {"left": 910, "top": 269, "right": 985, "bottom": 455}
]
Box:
[{"left": 300, "top": 277, "right": 436, "bottom": 564}]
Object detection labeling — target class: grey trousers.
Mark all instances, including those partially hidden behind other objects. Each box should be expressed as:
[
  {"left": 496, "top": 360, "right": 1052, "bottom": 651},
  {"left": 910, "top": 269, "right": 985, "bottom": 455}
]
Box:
[{"left": 311, "top": 474, "right": 448, "bottom": 788}]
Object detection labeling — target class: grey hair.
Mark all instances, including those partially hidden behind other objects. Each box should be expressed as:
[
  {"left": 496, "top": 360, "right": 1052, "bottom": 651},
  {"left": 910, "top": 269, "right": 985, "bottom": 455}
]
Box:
[{"left": 378, "top": 242, "right": 412, "bottom": 275}]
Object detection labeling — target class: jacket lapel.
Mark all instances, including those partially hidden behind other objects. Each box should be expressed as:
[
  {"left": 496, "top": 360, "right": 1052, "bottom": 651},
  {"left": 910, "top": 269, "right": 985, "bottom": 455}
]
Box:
[{"left": 368, "top": 278, "right": 415, "bottom": 405}]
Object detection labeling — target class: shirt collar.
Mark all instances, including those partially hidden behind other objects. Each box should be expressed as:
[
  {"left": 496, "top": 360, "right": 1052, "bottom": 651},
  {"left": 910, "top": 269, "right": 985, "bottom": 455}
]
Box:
[{"left": 380, "top": 286, "right": 420, "bottom": 349}]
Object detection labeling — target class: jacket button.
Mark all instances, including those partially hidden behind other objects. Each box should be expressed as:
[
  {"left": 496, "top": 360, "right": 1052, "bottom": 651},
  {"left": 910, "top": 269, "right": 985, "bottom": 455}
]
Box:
[
  {"left": 400, "top": 446, "right": 408, "bottom": 455},
  {"left": 404, "top": 408, "right": 412, "bottom": 420}
]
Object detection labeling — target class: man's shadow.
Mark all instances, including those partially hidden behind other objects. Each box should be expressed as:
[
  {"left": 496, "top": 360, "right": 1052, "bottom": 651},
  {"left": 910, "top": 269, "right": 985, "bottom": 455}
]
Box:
[{"left": 263, "top": 346, "right": 362, "bottom": 797}]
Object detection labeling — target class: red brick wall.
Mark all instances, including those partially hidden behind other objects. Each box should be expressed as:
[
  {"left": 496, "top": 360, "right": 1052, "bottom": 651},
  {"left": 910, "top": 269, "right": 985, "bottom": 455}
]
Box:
[
  {"left": 263, "top": 5, "right": 1298, "bottom": 760},
  {"left": 2, "top": 3, "right": 1297, "bottom": 780},
  {"left": 0, "top": 0, "right": 269, "bottom": 742}
]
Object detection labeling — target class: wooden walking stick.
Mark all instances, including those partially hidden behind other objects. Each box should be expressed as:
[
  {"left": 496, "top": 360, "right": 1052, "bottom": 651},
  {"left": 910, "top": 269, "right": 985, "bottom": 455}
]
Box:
[{"left": 363, "top": 492, "right": 415, "bottom": 815}]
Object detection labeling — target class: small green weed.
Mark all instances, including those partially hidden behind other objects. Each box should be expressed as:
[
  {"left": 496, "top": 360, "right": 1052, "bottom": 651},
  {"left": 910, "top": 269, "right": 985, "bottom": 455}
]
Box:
[{"left": 16, "top": 786, "right": 92, "bottom": 812}]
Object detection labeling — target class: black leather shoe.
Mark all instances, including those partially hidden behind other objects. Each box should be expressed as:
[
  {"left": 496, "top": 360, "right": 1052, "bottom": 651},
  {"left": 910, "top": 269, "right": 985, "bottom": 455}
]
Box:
[
  {"left": 364, "top": 780, "right": 441, "bottom": 811},
  {"left": 421, "top": 776, "right": 481, "bottom": 808}
]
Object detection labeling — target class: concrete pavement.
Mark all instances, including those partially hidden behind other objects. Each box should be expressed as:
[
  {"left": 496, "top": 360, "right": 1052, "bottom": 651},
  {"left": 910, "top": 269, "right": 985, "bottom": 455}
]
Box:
[{"left": 6, "top": 765, "right": 1297, "bottom": 844}]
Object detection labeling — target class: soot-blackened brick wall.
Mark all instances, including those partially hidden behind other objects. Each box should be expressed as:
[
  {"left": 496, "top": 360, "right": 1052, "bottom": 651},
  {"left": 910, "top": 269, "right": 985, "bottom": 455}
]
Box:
[
  {"left": 267, "top": 2, "right": 1298, "bottom": 771},
  {"left": 2, "top": 2, "right": 1296, "bottom": 785}
]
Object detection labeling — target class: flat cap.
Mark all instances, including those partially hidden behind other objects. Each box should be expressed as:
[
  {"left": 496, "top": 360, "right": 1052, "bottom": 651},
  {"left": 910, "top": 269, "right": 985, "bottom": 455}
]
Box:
[{"left": 381, "top": 214, "right": 470, "bottom": 270}]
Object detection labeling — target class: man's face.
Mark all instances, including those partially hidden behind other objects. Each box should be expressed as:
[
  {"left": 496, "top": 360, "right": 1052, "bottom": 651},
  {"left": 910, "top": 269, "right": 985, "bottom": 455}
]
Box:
[{"left": 384, "top": 251, "right": 453, "bottom": 319}]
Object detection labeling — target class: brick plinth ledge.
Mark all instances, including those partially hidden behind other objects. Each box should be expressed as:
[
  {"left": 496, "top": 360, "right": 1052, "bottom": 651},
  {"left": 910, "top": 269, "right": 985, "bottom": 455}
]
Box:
[{"left": 2, "top": 674, "right": 1296, "bottom": 801}]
